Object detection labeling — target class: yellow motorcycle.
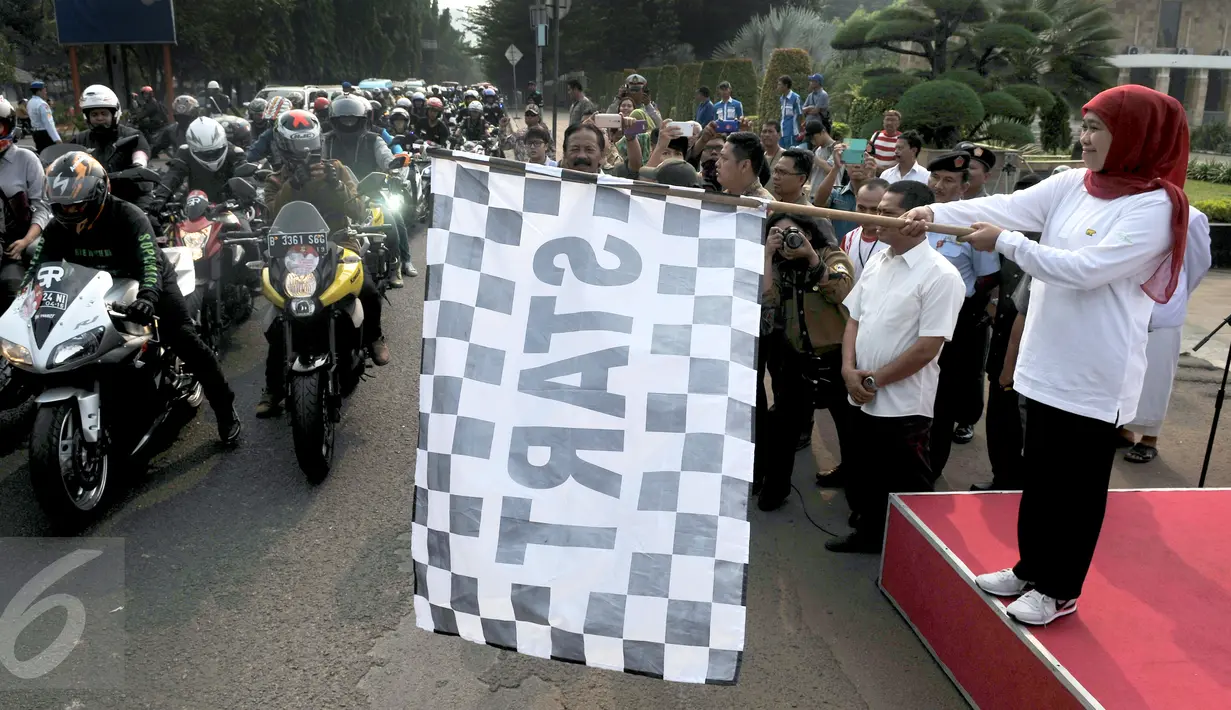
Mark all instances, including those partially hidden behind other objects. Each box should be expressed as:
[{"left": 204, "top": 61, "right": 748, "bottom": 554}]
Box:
[{"left": 259, "top": 200, "right": 369, "bottom": 481}]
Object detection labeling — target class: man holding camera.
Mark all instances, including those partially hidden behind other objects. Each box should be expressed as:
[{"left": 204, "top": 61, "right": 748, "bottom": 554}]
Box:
[
  {"left": 831, "top": 181, "right": 965, "bottom": 553},
  {"left": 756, "top": 213, "right": 855, "bottom": 511}
]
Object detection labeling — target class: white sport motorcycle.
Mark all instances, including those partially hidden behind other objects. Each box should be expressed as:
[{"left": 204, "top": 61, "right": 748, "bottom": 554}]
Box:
[{"left": 0, "top": 249, "right": 203, "bottom": 527}]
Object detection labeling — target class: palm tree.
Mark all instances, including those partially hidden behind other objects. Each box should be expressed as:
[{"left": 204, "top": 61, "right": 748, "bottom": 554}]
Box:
[
  {"left": 712, "top": 6, "right": 839, "bottom": 75},
  {"left": 995, "top": 0, "right": 1120, "bottom": 109}
]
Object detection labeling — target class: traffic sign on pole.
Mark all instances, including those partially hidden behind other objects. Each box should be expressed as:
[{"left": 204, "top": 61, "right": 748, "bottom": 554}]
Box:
[
  {"left": 505, "top": 44, "right": 523, "bottom": 65},
  {"left": 547, "top": 0, "right": 570, "bottom": 20}
]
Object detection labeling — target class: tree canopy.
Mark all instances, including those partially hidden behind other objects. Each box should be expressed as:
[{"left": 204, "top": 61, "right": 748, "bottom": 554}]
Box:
[
  {"left": 832, "top": 0, "right": 1117, "bottom": 146},
  {"left": 3, "top": 0, "right": 477, "bottom": 92}
]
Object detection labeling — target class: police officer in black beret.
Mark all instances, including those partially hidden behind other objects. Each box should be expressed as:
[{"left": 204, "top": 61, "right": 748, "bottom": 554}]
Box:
[
  {"left": 923, "top": 151, "right": 1000, "bottom": 480},
  {"left": 957, "top": 141, "right": 997, "bottom": 199}
]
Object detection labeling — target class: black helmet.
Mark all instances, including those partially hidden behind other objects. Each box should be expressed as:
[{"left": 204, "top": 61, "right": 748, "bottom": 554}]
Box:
[
  {"left": 329, "top": 95, "right": 369, "bottom": 134},
  {"left": 45, "top": 151, "right": 110, "bottom": 232},
  {"left": 218, "top": 115, "right": 253, "bottom": 149},
  {"left": 273, "top": 109, "right": 322, "bottom": 163},
  {"left": 247, "top": 97, "right": 268, "bottom": 120}
]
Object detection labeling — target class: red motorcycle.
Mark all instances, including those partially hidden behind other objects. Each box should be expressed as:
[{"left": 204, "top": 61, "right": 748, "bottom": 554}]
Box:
[{"left": 162, "top": 188, "right": 263, "bottom": 353}]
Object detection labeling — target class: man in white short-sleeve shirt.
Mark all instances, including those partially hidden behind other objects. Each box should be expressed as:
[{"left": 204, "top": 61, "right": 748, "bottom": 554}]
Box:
[
  {"left": 828, "top": 180, "right": 965, "bottom": 554},
  {"left": 880, "top": 130, "right": 930, "bottom": 185}
]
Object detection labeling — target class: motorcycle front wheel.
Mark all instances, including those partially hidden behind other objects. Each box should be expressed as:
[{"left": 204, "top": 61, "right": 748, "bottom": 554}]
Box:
[
  {"left": 29, "top": 402, "right": 113, "bottom": 529},
  {"left": 288, "top": 370, "right": 335, "bottom": 484}
]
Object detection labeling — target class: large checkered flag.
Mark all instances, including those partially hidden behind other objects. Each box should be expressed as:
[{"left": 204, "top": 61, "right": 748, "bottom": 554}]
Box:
[{"left": 413, "top": 149, "right": 765, "bottom": 684}]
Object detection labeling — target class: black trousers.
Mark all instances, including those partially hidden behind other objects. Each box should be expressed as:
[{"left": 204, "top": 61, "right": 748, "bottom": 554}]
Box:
[
  {"left": 984, "top": 381, "right": 1025, "bottom": 489},
  {"left": 753, "top": 348, "right": 855, "bottom": 501},
  {"left": 264, "top": 278, "right": 382, "bottom": 395},
  {"left": 930, "top": 309, "right": 990, "bottom": 481},
  {"left": 1012, "top": 398, "right": 1116, "bottom": 600},
  {"left": 157, "top": 284, "right": 235, "bottom": 414},
  {"left": 32, "top": 130, "right": 55, "bottom": 153},
  {"left": 845, "top": 410, "right": 934, "bottom": 540}
]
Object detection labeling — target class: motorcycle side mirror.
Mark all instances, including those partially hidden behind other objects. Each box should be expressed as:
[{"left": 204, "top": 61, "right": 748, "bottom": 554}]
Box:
[
  {"left": 228, "top": 177, "right": 259, "bottom": 200},
  {"left": 233, "top": 162, "right": 258, "bottom": 178},
  {"left": 114, "top": 134, "right": 138, "bottom": 150},
  {"left": 356, "top": 172, "right": 389, "bottom": 197},
  {"left": 388, "top": 154, "right": 411, "bottom": 170},
  {"left": 254, "top": 168, "right": 273, "bottom": 182},
  {"left": 246, "top": 260, "right": 264, "bottom": 271}
]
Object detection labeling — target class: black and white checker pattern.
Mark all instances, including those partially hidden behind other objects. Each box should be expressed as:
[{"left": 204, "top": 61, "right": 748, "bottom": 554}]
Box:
[{"left": 412, "top": 149, "right": 763, "bottom": 684}]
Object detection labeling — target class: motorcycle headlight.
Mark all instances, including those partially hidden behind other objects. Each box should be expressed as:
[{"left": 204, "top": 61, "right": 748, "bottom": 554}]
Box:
[
  {"left": 284, "top": 272, "right": 317, "bottom": 299},
  {"left": 384, "top": 192, "right": 404, "bottom": 212},
  {"left": 1, "top": 338, "right": 32, "bottom": 366},
  {"left": 49, "top": 327, "right": 105, "bottom": 369},
  {"left": 289, "top": 298, "right": 316, "bottom": 317}
]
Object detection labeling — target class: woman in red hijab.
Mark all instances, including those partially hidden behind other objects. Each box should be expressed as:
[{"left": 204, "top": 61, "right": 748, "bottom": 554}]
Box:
[{"left": 898, "top": 85, "right": 1189, "bottom": 625}]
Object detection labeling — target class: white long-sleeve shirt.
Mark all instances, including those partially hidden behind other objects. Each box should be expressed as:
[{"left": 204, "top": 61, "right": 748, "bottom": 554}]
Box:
[
  {"left": 26, "top": 96, "right": 61, "bottom": 142},
  {"left": 1149, "top": 207, "right": 1212, "bottom": 329},
  {"left": 931, "top": 168, "right": 1172, "bottom": 424}
]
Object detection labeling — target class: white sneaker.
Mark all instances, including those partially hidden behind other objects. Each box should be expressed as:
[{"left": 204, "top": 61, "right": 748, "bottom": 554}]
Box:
[
  {"left": 1005, "top": 590, "right": 1077, "bottom": 625},
  {"left": 975, "top": 568, "right": 1032, "bottom": 597}
]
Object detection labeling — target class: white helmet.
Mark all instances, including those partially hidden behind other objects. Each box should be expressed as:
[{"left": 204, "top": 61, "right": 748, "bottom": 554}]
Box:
[
  {"left": 467, "top": 101, "right": 483, "bottom": 112},
  {"left": 396, "top": 97, "right": 412, "bottom": 108},
  {"left": 186, "top": 116, "right": 229, "bottom": 172},
  {"left": 411, "top": 92, "right": 425, "bottom": 102},
  {"left": 464, "top": 89, "right": 479, "bottom": 102},
  {"left": 207, "top": 80, "right": 221, "bottom": 90},
  {"left": 80, "top": 84, "right": 122, "bottom": 126}
]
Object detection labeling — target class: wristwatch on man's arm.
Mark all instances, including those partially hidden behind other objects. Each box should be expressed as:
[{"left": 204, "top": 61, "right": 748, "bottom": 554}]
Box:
[{"left": 862, "top": 375, "right": 878, "bottom": 393}]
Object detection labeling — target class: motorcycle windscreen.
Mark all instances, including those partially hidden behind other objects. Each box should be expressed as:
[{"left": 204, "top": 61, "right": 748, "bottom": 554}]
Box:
[
  {"left": 26, "top": 262, "right": 102, "bottom": 349},
  {"left": 267, "top": 200, "right": 331, "bottom": 259}
]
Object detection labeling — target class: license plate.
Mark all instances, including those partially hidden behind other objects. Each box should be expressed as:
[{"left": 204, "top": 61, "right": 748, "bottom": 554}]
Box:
[
  {"left": 41, "top": 291, "right": 68, "bottom": 310},
  {"left": 267, "top": 231, "right": 327, "bottom": 257}
]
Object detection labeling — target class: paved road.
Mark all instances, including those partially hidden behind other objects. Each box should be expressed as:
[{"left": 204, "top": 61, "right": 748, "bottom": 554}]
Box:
[{"left": 0, "top": 181, "right": 1228, "bottom": 706}]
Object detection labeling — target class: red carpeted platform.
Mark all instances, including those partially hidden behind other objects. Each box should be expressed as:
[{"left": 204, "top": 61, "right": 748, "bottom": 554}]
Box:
[{"left": 881, "top": 489, "right": 1231, "bottom": 710}]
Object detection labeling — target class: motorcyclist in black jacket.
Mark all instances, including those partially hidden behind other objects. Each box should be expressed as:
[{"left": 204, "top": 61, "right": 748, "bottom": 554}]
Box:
[
  {"left": 151, "top": 95, "right": 200, "bottom": 160},
  {"left": 152, "top": 116, "right": 253, "bottom": 211},
  {"left": 67, "top": 84, "right": 154, "bottom": 211},
  {"left": 201, "top": 81, "right": 232, "bottom": 116},
  {"left": 132, "top": 86, "right": 167, "bottom": 142},
  {"left": 324, "top": 95, "right": 416, "bottom": 282},
  {"left": 459, "top": 101, "right": 491, "bottom": 143},
  {"left": 415, "top": 97, "right": 450, "bottom": 146},
  {"left": 33, "top": 151, "right": 241, "bottom": 444}
]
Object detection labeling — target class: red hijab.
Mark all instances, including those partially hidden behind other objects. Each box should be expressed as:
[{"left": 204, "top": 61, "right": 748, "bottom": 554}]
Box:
[{"left": 1082, "top": 85, "right": 1189, "bottom": 303}]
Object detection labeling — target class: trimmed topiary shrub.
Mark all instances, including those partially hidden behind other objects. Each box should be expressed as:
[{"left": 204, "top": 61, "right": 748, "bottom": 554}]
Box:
[
  {"left": 699, "top": 61, "right": 726, "bottom": 99},
  {"left": 658, "top": 65, "right": 680, "bottom": 120},
  {"left": 983, "top": 121, "right": 1036, "bottom": 146},
  {"left": 897, "top": 80, "right": 985, "bottom": 147},
  {"left": 980, "top": 91, "right": 1031, "bottom": 121},
  {"left": 862, "top": 71, "right": 922, "bottom": 103},
  {"left": 677, "top": 62, "right": 703, "bottom": 122},
  {"left": 723, "top": 58, "right": 760, "bottom": 114},
  {"left": 1003, "top": 84, "right": 1055, "bottom": 114},
  {"left": 1039, "top": 92, "right": 1071, "bottom": 154},
  {"left": 757, "top": 48, "right": 813, "bottom": 124}
]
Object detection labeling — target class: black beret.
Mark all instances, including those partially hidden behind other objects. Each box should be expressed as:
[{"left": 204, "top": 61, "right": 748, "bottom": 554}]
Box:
[
  {"left": 927, "top": 151, "right": 971, "bottom": 173},
  {"left": 957, "top": 142, "right": 997, "bottom": 170}
]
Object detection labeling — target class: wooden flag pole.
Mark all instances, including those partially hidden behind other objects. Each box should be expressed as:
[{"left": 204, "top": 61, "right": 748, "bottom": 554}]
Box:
[
  {"left": 428, "top": 148, "right": 977, "bottom": 239},
  {"left": 617, "top": 184, "right": 976, "bottom": 238}
]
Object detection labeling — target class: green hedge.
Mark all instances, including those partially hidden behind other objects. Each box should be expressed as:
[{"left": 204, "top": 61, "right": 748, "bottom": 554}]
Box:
[
  {"left": 699, "top": 60, "right": 726, "bottom": 99},
  {"left": 1194, "top": 198, "right": 1231, "bottom": 222},
  {"left": 678, "top": 62, "right": 703, "bottom": 123},
  {"left": 757, "top": 48, "right": 813, "bottom": 124},
  {"left": 639, "top": 67, "right": 660, "bottom": 105},
  {"left": 658, "top": 65, "right": 680, "bottom": 120}
]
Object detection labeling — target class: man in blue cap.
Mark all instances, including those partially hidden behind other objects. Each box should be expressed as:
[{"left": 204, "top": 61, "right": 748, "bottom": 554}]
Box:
[
  {"left": 341, "top": 81, "right": 354, "bottom": 95},
  {"left": 802, "top": 74, "right": 829, "bottom": 128},
  {"left": 26, "top": 80, "right": 61, "bottom": 153}
]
